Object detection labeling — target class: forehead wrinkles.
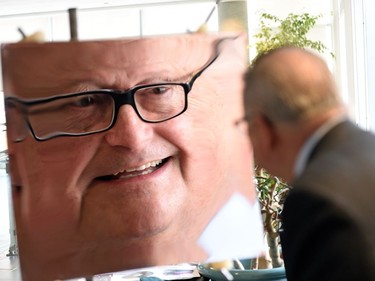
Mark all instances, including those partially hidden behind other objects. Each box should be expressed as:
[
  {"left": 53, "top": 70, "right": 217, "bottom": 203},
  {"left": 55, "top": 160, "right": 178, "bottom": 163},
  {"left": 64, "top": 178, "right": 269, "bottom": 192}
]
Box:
[
  {"left": 67, "top": 36, "right": 214, "bottom": 86},
  {"left": 3, "top": 36, "right": 215, "bottom": 98}
]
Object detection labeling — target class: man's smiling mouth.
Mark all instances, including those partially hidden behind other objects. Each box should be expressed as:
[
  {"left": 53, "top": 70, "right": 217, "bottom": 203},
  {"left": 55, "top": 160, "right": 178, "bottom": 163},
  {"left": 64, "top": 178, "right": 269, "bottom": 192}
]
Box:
[{"left": 95, "top": 158, "right": 169, "bottom": 181}]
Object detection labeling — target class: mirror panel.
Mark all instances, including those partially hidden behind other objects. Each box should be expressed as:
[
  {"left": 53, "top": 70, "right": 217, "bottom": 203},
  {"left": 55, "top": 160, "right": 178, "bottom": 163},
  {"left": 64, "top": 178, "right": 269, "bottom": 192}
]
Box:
[{"left": 1, "top": 32, "right": 264, "bottom": 281}]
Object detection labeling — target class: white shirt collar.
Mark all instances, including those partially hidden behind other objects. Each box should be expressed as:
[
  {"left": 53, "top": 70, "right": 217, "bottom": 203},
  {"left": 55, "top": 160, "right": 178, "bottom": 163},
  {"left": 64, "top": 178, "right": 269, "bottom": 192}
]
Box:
[{"left": 293, "top": 115, "right": 348, "bottom": 179}]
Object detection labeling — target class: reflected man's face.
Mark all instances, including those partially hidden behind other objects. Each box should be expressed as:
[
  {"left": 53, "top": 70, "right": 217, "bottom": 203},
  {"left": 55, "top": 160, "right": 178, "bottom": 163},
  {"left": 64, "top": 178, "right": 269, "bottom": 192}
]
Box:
[{"left": 3, "top": 34, "right": 254, "bottom": 280}]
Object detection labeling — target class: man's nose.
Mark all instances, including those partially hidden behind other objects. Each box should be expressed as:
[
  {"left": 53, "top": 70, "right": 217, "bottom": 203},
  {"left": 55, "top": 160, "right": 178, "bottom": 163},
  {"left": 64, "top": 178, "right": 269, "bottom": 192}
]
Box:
[{"left": 104, "top": 105, "right": 153, "bottom": 150}]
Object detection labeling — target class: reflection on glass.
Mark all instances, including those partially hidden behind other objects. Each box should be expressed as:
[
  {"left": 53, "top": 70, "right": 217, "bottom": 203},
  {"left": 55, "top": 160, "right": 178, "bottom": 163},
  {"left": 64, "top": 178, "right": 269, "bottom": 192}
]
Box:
[{"left": 1, "top": 33, "right": 264, "bottom": 281}]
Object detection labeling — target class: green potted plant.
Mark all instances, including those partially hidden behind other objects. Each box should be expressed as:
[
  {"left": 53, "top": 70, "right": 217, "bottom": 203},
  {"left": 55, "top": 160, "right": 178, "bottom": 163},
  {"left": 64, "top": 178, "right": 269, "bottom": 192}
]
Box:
[
  {"left": 252, "top": 167, "right": 289, "bottom": 270},
  {"left": 252, "top": 12, "right": 334, "bottom": 62}
]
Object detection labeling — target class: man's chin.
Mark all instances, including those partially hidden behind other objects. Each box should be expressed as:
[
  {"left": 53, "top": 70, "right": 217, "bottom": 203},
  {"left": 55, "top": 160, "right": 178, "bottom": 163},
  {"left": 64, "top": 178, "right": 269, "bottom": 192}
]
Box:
[{"left": 78, "top": 201, "right": 180, "bottom": 240}]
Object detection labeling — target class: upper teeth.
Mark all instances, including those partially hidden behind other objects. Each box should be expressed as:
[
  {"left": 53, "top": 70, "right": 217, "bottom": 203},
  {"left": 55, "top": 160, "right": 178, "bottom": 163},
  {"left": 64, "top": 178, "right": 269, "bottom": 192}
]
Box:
[{"left": 113, "top": 159, "right": 163, "bottom": 175}]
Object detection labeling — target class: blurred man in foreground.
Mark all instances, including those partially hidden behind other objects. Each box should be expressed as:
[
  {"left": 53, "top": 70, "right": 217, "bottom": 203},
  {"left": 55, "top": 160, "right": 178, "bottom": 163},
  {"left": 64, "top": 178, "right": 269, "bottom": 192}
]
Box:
[{"left": 243, "top": 46, "right": 375, "bottom": 281}]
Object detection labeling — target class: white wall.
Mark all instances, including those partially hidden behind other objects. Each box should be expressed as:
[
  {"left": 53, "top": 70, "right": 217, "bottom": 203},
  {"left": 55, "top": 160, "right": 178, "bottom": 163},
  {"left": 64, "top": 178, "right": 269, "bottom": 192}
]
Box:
[
  {"left": 332, "top": 0, "right": 374, "bottom": 132},
  {"left": 0, "top": 1, "right": 218, "bottom": 43},
  {"left": 363, "top": 0, "right": 375, "bottom": 132}
]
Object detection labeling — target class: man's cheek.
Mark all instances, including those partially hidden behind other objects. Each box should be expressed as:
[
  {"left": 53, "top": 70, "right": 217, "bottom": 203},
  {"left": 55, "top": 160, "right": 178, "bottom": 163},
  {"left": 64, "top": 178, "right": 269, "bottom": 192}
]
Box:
[
  {"left": 35, "top": 137, "right": 94, "bottom": 162},
  {"left": 12, "top": 145, "right": 85, "bottom": 214}
]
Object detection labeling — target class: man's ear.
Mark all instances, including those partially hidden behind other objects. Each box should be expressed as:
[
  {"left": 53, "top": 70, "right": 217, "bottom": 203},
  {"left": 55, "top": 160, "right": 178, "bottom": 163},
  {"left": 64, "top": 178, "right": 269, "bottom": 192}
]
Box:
[{"left": 252, "top": 114, "right": 278, "bottom": 153}]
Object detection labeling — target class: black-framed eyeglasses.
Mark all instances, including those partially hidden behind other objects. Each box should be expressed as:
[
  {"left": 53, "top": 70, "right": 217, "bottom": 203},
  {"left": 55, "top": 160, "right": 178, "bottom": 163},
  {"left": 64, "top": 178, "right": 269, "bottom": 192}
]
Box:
[{"left": 5, "top": 51, "right": 219, "bottom": 142}]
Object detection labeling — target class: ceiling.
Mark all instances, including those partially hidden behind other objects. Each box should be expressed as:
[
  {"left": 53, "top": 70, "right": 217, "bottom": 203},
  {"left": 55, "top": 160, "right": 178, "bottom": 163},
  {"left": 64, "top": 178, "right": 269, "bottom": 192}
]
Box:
[{"left": 0, "top": 0, "right": 207, "bottom": 17}]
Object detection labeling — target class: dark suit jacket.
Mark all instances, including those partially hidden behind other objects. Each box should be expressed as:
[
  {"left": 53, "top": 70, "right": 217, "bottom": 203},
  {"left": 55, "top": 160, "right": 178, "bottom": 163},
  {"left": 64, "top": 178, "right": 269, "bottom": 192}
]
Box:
[{"left": 280, "top": 120, "right": 375, "bottom": 281}]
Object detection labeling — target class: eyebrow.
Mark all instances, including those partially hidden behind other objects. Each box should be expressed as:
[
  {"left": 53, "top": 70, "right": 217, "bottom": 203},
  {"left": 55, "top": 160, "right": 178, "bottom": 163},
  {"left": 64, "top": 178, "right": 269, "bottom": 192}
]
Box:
[
  {"left": 66, "top": 70, "right": 196, "bottom": 93},
  {"left": 23, "top": 56, "right": 213, "bottom": 99},
  {"left": 142, "top": 72, "right": 194, "bottom": 84}
]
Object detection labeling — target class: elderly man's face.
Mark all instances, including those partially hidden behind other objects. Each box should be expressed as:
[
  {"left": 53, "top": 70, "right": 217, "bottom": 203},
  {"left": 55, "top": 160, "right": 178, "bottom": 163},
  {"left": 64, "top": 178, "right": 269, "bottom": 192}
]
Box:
[{"left": 3, "top": 34, "right": 259, "bottom": 280}]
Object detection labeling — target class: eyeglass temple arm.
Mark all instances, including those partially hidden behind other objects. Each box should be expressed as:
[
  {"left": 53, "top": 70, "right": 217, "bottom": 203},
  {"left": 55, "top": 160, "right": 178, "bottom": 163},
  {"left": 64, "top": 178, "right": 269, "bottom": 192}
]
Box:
[{"left": 189, "top": 35, "right": 241, "bottom": 87}]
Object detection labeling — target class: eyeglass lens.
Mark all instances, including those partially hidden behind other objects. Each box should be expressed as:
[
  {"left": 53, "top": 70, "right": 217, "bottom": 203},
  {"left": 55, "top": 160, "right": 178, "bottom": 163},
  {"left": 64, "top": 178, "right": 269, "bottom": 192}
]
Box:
[
  {"left": 7, "top": 84, "right": 187, "bottom": 141},
  {"left": 134, "top": 84, "right": 186, "bottom": 122},
  {"left": 28, "top": 93, "right": 114, "bottom": 139}
]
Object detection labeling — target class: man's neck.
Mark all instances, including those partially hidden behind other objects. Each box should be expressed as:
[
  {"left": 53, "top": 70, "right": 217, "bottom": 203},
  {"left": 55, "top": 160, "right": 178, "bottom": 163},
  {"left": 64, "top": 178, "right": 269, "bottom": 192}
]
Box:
[{"left": 293, "top": 113, "right": 348, "bottom": 180}]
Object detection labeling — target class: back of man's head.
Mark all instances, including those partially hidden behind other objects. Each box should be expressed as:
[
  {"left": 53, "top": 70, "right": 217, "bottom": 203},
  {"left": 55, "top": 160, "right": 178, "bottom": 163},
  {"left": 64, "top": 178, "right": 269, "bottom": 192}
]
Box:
[{"left": 244, "top": 47, "right": 343, "bottom": 125}]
